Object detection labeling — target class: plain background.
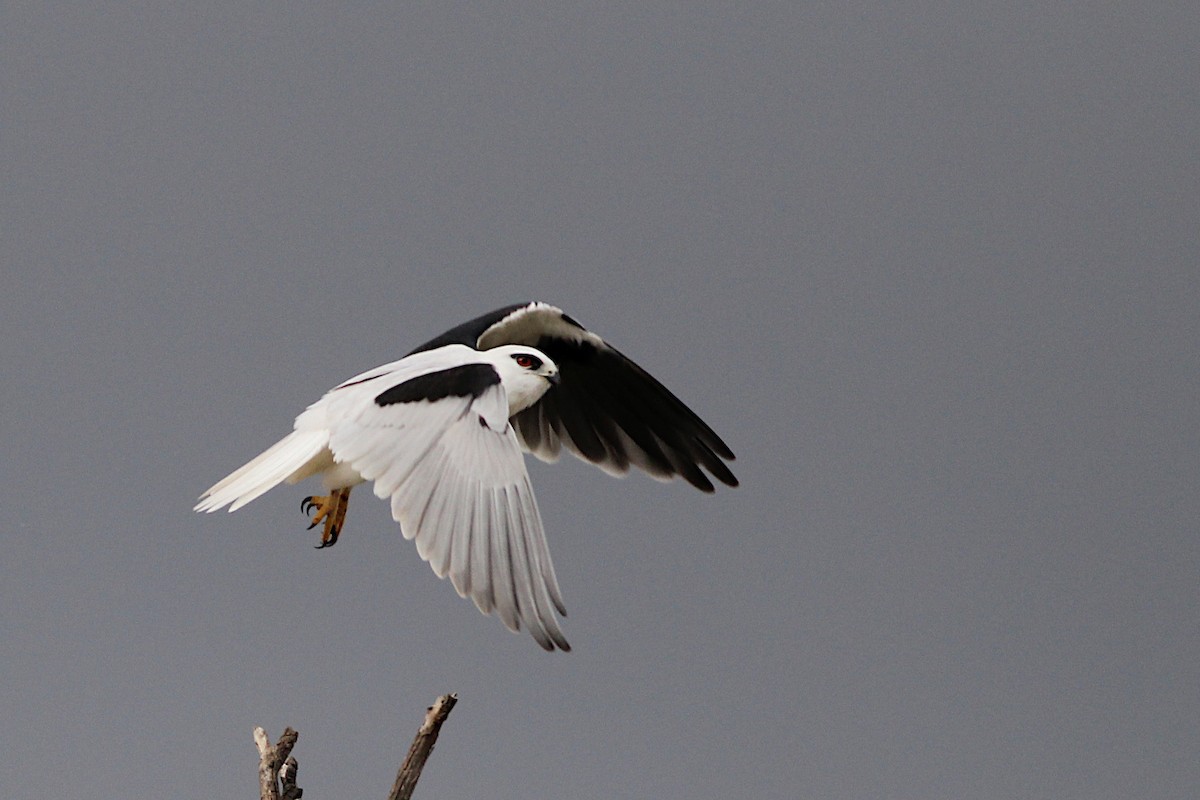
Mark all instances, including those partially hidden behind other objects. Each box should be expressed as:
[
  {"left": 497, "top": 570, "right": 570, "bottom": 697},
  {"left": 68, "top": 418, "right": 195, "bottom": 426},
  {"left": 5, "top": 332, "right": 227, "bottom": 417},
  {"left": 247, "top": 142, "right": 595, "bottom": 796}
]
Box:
[{"left": 3, "top": 4, "right": 1197, "bottom": 798}]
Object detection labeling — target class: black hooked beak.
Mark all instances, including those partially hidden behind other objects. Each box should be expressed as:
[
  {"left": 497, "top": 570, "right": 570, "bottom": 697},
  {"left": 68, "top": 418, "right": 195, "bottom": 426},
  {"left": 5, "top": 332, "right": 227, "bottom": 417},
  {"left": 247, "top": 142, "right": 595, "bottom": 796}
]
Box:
[{"left": 547, "top": 371, "right": 561, "bottom": 386}]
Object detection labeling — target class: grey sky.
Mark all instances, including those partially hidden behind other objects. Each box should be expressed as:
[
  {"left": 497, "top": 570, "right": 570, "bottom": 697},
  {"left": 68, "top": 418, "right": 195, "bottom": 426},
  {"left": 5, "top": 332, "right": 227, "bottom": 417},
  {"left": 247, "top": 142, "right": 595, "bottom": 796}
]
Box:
[{"left": 3, "top": 3, "right": 1197, "bottom": 798}]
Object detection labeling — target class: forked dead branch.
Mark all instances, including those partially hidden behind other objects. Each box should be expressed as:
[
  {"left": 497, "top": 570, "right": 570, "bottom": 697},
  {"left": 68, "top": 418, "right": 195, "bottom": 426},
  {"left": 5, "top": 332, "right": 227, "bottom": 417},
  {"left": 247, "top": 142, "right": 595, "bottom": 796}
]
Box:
[{"left": 254, "top": 693, "right": 458, "bottom": 800}]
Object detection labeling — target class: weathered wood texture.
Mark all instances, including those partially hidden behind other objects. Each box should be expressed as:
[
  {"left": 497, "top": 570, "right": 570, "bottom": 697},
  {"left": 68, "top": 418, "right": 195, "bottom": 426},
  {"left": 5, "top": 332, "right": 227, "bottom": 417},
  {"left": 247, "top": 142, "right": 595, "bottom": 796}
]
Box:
[
  {"left": 252, "top": 693, "right": 458, "bottom": 800},
  {"left": 254, "top": 727, "right": 299, "bottom": 800},
  {"left": 388, "top": 693, "right": 459, "bottom": 800}
]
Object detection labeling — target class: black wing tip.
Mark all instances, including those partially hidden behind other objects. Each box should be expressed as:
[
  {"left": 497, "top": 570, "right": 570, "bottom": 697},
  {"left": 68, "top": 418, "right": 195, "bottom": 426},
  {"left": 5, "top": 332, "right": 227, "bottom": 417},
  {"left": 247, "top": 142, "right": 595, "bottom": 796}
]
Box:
[
  {"left": 706, "top": 455, "right": 739, "bottom": 489},
  {"left": 679, "top": 462, "right": 740, "bottom": 492},
  {"left": 530, "top": 629, "right": 572, "bottom": 652},
  {"left": 677, "top": 445, "right": 738, "bottom": 492},
  {"left": 703, "top": 467, "right": 738, "bottom": 490},
  {"left": 712, "top": 441, "right": 737, "bottom": 461},
  {"left": 683, "top": 470, "right": 716, "bottom": 493}
]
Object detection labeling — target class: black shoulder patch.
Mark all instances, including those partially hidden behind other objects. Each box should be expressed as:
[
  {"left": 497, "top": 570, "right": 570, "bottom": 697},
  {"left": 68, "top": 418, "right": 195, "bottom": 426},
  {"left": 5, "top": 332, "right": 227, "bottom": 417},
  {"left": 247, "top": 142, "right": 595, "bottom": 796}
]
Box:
[{"left": 375, "top": 363, "right": 500, "bottom": 406}]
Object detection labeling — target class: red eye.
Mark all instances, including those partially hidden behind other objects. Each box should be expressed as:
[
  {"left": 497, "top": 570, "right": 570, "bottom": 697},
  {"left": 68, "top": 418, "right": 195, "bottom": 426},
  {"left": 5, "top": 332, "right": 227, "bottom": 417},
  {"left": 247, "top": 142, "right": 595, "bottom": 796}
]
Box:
[{"left": 513, "top": 354, "right": 541, "bottom": 369}]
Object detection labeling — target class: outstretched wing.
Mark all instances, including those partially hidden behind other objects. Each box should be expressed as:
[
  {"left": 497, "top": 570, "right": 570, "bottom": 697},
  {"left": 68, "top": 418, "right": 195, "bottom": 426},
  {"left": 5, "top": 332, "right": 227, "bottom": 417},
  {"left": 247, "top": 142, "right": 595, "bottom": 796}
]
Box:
[
  {"left": 409, "top": 302, "right": 738, "bottom": 492},
  {"left": 321, "top": 360, "right": 570, "bottom": 652}
]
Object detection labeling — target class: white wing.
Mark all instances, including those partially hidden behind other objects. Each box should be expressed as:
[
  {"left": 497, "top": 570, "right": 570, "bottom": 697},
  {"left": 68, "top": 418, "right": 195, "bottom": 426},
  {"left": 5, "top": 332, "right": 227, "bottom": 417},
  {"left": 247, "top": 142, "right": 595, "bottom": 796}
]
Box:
[{"left": 322, "top": 372, "right": 570, "bottom": 652}]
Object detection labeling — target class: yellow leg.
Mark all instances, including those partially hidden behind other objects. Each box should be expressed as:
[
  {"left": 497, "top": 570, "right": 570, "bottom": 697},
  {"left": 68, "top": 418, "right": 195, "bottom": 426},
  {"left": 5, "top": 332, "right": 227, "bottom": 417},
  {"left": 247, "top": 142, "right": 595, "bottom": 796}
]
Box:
[{"left": 302, "top": 486, "right": 352, "bottom": 548}]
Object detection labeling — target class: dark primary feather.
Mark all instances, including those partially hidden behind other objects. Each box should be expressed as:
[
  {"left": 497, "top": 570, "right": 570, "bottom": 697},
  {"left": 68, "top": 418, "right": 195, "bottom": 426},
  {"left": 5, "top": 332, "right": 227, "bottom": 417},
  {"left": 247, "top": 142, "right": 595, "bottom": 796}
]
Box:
[
  {"left": 410, "top": 302, "right": 738, "bottom": 491},
  {"left": 407, "top": 304, "right": 529, "bottom": 356}
]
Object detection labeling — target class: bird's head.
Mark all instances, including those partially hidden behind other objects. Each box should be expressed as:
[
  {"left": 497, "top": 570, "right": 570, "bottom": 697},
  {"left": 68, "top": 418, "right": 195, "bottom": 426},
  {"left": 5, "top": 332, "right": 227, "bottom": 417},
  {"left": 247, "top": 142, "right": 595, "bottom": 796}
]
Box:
[{"left": 490, "top": 344, "right": 560, "bottom": 414}]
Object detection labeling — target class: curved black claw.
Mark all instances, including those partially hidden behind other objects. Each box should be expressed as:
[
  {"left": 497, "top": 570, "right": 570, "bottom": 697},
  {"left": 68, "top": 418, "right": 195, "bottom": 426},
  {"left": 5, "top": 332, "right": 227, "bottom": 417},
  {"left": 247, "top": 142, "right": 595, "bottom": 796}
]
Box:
[
  {"left": 314, "top": 527, "right": 340, "bottom": 549},
  {"left": 301, "top": 496, "right": 316, "bottom": 516}
]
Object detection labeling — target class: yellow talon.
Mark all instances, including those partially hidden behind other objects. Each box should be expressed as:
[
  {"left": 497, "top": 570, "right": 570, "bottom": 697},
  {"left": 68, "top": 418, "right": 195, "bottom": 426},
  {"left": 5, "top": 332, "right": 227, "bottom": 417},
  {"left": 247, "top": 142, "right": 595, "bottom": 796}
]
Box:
[{"left": 302, "top": 487, "right": 352, "bottom": 548}]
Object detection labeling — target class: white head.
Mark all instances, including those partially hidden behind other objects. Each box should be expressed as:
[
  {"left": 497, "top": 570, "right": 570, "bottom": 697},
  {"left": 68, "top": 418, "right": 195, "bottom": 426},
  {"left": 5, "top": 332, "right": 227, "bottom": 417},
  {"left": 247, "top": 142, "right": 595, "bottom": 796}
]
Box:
[{"left": 488, "top": 344, "right": 560, "bottom": 415}]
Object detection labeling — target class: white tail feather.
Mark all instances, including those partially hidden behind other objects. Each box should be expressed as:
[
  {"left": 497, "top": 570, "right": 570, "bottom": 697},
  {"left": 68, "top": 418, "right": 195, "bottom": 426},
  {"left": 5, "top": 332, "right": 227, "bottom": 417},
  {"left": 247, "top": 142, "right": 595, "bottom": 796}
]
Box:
[{"left": 195, "top": 430, "right": 329, "bottom": 513}]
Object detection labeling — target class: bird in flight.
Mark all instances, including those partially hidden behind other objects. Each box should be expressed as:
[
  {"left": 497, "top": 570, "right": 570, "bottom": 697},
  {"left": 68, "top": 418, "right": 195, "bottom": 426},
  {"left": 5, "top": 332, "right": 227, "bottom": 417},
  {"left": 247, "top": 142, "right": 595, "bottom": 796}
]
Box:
[{"left": 196, "top": 302, "right": 737, "bottom": 650}]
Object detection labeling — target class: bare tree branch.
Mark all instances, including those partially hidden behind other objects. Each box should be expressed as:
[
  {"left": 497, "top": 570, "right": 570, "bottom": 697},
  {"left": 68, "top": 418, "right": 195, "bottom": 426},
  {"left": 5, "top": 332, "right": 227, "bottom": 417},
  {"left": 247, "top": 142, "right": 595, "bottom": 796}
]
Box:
[
  {"left": 255, "top": 727, "right": 301, "bottom": 800},
  {"left": 388, "top": 693, "right": 459, "bottom": 800},
  {"left": 252, "top": 694, "right": 457, "bottom": 800}
]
